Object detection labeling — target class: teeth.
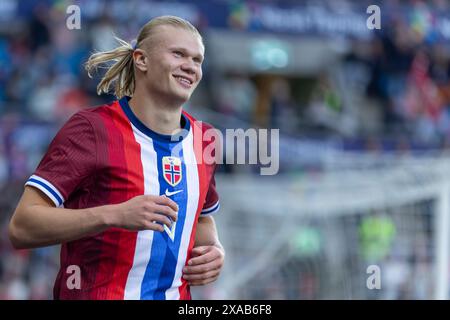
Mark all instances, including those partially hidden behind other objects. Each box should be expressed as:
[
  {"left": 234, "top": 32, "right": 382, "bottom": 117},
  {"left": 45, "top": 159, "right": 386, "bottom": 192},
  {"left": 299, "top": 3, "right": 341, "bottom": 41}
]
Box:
[{"left": 175, "top": 76, "right": 192, "bottom": 85}]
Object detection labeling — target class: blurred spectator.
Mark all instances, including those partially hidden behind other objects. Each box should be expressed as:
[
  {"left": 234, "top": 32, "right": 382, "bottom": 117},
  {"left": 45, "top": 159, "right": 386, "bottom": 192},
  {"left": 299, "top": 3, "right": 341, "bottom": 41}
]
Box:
[
  {"left": 2, "top": 0, "right": 450, "bottom": 300},
  {"left": 270, "top": 78, "right": 299, "bottom": 132},
  {"left": 215, "top": 72, "right": 257, "bottom": 122}
]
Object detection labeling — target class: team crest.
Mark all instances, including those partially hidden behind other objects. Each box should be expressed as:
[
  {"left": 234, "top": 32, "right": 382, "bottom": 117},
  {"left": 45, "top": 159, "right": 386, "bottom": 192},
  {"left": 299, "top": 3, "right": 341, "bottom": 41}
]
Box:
[{"left": 162, "top": 156, "right": 182, "bottom": 187}]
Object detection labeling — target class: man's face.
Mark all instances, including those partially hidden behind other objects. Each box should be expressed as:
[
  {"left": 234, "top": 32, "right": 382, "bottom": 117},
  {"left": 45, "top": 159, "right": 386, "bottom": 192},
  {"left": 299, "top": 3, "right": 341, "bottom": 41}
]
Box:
[{"left": 141, "top": 25, "right": 204, "bottom": 105}]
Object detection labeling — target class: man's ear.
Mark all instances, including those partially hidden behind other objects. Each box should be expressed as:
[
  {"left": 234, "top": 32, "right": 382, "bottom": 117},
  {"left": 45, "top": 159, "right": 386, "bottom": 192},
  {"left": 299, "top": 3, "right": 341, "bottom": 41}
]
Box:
[{"left": 133, "top": 49, "right": 148, "bottom": 72}]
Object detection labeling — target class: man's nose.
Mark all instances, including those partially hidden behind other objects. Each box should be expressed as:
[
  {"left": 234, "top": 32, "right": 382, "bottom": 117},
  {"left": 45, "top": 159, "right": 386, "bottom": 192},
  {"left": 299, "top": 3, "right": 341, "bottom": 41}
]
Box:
[{"left": 181, "top": 61, "right": 196, "bottom": 74}]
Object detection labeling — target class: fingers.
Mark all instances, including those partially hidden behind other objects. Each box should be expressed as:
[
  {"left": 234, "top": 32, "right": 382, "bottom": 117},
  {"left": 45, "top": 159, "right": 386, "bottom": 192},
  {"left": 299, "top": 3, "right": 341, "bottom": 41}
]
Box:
[
  {"left": 184, "top": 247, "right": 224, "bottom": 274},
  {"left": 188, "top": 246, "right": 222, "bottom": 266},
  {"left": 183, "top": 261, "right": 221, "bottom": 276},
  {"left": 130, "top": 195, "right": 179, "bottom": 232},
  {"left": 191, "top": 246, "right": 209, "bottom": 256},
  {"left": 143, "top": 221, "right": 165, "bottom": 232},
  {"left": 181, "top": 246, "right": 224, "bottom": 286},
  {"left": 153, "top": 195, "right": 179, "bottom": 212},
  {"left": 152, "top": 204, "right": 178, "bottom": 222},
  {"left": 183, "top": 261, "right": 222, "bottom": 286},
  {"left": 148, "top": 212, "right": 173, "bottom": 228},
  {"left": 183, "top": 269, "right": 221, "bottom": 286}
]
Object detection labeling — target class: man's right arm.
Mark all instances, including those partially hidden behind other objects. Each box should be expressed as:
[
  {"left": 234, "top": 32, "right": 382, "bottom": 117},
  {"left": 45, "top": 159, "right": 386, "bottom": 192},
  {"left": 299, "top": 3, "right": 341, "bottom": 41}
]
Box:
[{"left": 8, "top": 186, "right": 178, "bottom": 249}]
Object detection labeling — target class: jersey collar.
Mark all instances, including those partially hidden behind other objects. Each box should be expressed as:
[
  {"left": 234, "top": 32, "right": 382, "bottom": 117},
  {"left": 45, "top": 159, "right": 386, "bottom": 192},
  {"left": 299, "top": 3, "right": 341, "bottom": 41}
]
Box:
[{"left": 118, "top": 96, "right": 190, "bottom": 143}]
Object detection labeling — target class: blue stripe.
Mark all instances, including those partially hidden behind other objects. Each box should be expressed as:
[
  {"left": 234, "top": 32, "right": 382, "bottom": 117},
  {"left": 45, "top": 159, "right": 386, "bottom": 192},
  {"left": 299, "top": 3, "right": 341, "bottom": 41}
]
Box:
[
  {"left": 28, "top": 178, "right": 63, "bottom": 206},
  {"left": 202, "top": 202, "right": 220, "bottom": 214},
  {"left": 140, "top": 139, "right": 188, "bottom": 300}
]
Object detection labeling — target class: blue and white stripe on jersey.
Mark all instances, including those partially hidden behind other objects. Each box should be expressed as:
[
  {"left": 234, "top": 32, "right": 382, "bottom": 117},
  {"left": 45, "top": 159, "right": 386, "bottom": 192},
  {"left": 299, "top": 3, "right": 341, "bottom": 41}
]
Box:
[
  {"left": 122, "top": 104, "right": 201, "bottom": 300},
  {"left": 25, "top": 174, "right": 65, "bottom": 207},
  {"left": 201, "top": 201, "right": 220, "bottom": 216}
]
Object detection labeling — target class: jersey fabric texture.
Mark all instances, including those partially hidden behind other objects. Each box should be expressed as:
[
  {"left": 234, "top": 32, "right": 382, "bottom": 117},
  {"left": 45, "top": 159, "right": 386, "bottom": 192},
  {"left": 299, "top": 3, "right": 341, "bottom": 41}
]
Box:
[{"left": 25, "top": 97, "right": 220, "bottom": 300}]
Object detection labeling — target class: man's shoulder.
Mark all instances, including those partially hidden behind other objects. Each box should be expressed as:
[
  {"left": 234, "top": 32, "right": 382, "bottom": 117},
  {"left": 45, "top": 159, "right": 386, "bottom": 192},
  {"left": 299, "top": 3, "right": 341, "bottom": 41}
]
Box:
[
  {"left": 76, "top": 100, "right": 116, "bottom": 119},
  {"left": 69, "top": 100, "right": 118, "bottom": 127}
]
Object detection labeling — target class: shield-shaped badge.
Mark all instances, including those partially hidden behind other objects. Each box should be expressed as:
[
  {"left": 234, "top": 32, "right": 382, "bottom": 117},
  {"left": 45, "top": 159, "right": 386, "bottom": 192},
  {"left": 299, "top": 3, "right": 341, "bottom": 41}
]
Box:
[{"left": 162, "top": 156, "right": 182, "bottom": 187}]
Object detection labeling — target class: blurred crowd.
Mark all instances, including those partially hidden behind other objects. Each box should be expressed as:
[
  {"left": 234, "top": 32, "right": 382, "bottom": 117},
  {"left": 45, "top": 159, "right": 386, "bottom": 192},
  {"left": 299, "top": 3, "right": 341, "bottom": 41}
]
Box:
[
  {"left": 1, "top": 0, "right": 450, "bottom": 299},
  {"left": 0, "top": 182, "right": 58, "bottom": 299},
  {"left": 2, "top": 1, "right": 450, "bottom": 180}
]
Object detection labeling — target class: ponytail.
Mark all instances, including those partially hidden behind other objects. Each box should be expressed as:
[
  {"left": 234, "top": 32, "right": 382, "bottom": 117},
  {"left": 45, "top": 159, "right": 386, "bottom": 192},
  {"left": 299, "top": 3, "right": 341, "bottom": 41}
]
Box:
[{"left": 85, "top": 37, "right": 135, "bottom": 98}]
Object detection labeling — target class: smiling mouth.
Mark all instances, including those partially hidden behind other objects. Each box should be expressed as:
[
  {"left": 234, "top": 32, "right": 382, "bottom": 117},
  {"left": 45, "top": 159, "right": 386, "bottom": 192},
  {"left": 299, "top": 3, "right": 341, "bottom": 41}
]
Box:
[{"left": 173, "top": 75, "right": 193, "bottom": 89}]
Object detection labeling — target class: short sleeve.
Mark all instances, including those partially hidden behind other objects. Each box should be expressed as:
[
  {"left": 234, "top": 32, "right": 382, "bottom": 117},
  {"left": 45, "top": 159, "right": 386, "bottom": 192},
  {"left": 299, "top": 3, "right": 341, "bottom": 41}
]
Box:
[
  {"left": 25, "top": 113, "right": 97, "bottom": 206},
  {"left": 201, "top": 174, "right": 220, "bottom": 216}
]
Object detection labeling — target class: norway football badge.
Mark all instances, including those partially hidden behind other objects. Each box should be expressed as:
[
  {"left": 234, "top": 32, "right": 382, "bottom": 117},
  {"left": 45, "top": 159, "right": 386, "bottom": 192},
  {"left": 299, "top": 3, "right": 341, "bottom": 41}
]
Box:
[{"left": 162, "top": 156, "right": 182, "bottom": 187}]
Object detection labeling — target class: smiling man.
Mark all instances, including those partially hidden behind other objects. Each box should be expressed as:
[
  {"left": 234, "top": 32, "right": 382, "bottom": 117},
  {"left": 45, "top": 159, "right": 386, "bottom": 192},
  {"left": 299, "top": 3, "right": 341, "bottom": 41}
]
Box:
[{"left": 8, "top": 16, "right": 224, "bottom": 300}]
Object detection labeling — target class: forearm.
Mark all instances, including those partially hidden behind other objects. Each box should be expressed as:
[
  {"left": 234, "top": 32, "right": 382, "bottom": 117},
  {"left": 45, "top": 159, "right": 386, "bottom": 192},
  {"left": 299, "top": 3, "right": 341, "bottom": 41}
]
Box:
[
  {"left": 9, "top": 203, "right": 115, "bottom": 249},
  {"left": 195, "top": 215, "right": 222, "bottom": 248},
  {"left": 9, "top": 187, "right": 179, "bottom": 250},
  {"left": 184, "top": 215, "right": 225, "bottom": 286}
]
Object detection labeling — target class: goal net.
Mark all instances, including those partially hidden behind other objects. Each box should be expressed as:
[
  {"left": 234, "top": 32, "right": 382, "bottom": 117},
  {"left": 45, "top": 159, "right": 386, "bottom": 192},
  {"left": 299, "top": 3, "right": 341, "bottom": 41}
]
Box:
[{"left": 192, "top": 150, "right": 450, "bottom": 299}]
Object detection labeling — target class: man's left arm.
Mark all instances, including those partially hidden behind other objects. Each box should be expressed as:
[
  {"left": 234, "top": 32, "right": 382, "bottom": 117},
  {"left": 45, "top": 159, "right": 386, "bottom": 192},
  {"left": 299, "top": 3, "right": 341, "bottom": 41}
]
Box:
[{"left": 182, "top": 215, "right": 225, "bottom": 286}]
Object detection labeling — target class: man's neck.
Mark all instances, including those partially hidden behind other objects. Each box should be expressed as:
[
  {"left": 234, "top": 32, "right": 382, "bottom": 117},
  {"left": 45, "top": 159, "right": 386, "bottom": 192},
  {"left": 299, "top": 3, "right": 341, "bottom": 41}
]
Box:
[{"left": 128, "top": 90, "right": 183, "bottom": 136}]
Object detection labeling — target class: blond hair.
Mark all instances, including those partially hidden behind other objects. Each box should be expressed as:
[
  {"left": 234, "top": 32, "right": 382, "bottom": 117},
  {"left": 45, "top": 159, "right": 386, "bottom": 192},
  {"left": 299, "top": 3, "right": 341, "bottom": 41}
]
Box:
[{"left": 85, "top": 15, "right": 203, "bottom": 98}]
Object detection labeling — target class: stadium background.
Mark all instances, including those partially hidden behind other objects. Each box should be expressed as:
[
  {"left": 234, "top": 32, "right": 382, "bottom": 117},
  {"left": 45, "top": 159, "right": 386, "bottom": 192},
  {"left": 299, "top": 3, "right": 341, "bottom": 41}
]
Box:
[{"left": 2, "top": 0, "right": 450, "bottom": 299}]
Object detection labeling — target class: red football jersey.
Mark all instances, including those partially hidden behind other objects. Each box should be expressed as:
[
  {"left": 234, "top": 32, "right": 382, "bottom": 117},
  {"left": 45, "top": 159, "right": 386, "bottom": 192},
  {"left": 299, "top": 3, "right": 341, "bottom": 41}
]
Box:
[{"left": 25, "top": 97, "right": 220, "bottom": 299}]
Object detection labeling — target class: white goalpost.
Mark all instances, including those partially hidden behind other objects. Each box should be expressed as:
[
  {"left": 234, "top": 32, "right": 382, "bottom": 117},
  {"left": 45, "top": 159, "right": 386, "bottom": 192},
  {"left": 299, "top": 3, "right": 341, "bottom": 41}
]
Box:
[{"left": 192, "top": 151, "right": 450, "bottom": 299}]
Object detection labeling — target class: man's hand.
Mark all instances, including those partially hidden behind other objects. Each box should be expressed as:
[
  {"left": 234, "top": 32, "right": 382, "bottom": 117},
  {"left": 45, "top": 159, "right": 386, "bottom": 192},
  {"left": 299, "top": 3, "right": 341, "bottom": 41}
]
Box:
[
  {"left": 182, "top": 245, "right": 225, "bottom": 286},
  {"left": 109, "top": 195, "right": 178, "bottom": 232}
]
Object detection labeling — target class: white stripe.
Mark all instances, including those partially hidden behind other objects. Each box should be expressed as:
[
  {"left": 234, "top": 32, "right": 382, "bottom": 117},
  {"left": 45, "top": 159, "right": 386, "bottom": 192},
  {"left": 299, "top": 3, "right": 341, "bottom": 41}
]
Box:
[
  {"left": 25, "top": 175, "right": 65, "bottom": 207},
  {"left": 201, "top": 200, "right": 220, "bottom": 215},
  {"left": 124, "top": 125, "right": 159, "bottom": 300},
  {"left": 201, "top": 203, "right": 220, "bottom": 216},
  {"left": 165, "top": 129, "right": 199, "bottom": 300},
  {"left": 25, "top": 181, "right": 60, "bottom": 207}
]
